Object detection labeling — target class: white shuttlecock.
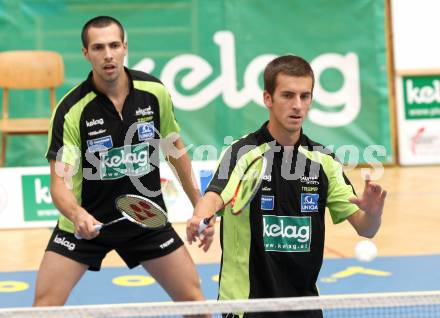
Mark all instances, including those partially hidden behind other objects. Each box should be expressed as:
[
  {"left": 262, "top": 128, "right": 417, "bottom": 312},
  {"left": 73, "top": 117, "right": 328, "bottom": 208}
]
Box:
[{"left": 355, "top": 240, "right": 378, "bottom": 262}]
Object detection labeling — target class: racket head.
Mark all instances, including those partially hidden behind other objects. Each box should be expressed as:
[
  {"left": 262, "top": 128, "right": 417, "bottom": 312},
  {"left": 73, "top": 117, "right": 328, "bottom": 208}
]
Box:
[
  {"left": 230, "top": 156, "right": 267, "bottom": 215},
  {"left": 115, "top": 194, "right": 168, "bottom": 229}
]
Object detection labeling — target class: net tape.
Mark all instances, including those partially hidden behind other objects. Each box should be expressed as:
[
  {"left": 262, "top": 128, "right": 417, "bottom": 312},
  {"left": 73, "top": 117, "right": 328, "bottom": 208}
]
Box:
[{"left": 1, "top": 291, "right": 439, "bottom": 318}]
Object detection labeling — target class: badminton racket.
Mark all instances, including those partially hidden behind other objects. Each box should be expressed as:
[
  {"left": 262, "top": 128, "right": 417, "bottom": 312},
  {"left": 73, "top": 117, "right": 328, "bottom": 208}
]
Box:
[
  {"left": 75, "top": 194, "right": 168, "bottom": 239},
  {"left": 198, "top": 155, "right": 267, "bottom": 234}
]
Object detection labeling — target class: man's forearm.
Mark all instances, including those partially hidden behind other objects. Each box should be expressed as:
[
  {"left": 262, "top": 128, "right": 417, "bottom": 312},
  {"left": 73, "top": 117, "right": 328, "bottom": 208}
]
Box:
[
  {"left": 164, "top": 137, "right": 201, "bottom": 207},
  {"left": 168, "top": 153, "right": 201, "bottom": 207},
  {"left": 50, "top": 160, "right": 86, "bottom": 223},
  {"left": 348, "top": 209, "right": 382, "bottom": 238}
]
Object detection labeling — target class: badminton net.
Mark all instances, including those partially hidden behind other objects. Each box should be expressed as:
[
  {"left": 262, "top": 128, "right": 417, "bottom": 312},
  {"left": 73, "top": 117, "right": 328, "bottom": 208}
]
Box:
[{"left": 0, "top": 290, "right": 439, "bottom": 318}]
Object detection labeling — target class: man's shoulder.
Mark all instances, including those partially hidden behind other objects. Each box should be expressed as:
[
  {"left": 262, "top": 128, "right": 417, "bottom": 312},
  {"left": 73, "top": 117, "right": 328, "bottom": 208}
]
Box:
[
  {"left": 128, "top": 68, "right": 162, "bottom": 84},
  {"left": 221, "top": 130, "right": 264, "bottom": 163},
  {"left": 301, "top": 133, "right": 326, "bottom": 148},
  {"left": 128, "top": 69, "right": 170, "bottom": 97},
  {"left": 230, "top": 130, "right": 261, "bottom": 150},
  {"left": 56, "top": 80, "right": 95, "bottom": 114},
  {"left": 300, "top": 132, "right": 338, "bottom": 161}
]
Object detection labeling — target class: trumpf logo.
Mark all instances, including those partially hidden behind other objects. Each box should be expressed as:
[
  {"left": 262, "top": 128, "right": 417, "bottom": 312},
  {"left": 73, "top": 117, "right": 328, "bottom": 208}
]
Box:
[
  {"left": 86, "top": 118, "right": 104, "bottom": 127},
  {"left": 54, "top": 234, "right": 76, "bottom": 251}
]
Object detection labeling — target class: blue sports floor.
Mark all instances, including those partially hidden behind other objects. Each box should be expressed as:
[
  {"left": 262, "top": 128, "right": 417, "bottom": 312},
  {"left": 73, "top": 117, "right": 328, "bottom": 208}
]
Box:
[{"left": 1, "top": 254, "right": 440, "bottom": 308}]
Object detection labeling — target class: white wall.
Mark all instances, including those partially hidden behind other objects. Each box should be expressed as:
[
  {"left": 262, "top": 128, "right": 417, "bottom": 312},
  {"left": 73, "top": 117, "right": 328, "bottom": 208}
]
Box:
[{"left": 392, "top": 0, "right": 440, "bottom": 70}]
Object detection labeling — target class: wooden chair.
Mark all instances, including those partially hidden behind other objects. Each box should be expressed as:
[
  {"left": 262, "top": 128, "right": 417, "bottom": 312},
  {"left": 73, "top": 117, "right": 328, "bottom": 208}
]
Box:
[{"left": 0, "top": 51, "right": 64, "bottom": 166}]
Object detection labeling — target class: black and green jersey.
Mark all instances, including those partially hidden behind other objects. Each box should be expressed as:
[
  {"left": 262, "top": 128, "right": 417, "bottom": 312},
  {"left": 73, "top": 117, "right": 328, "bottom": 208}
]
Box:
[
  {"left": 207, "top": 122, "right": 358, "bottom": 307},
  {"left": 46, "top": 68, "right": 179, "bottom": 233}
]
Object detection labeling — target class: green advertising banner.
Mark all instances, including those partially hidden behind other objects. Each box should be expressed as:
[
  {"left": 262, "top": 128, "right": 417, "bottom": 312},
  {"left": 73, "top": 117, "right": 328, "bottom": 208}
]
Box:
[
  {"left": 396, "top": 73, "right": 440, "bottom": 166},
  {"left": 402, "top": 75, "right": 440, "bottom": 120},
  {"left": 21, "top": 174, "right": 59, "bottom": 221},
  {"left": 0, "top": 0, "right": 392, "bottom": 166}
]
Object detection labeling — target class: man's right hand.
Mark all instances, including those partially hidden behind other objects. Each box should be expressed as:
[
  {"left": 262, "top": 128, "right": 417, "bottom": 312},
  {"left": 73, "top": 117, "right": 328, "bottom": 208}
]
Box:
[
  {"left": 186, "top": 192, "right": 223, "bottom": 251},
  {"left": 186, "top": 215, "right": 215, "bottom": 252},
  {"left": 73, "top": 208, "right": 101, "bottom": 240}
]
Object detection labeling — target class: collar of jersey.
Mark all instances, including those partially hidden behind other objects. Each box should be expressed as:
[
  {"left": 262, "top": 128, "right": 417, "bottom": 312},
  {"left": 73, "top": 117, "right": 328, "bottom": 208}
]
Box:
[
  {"left": 85, "top": 67, "right": 135, "bottom": 96},
  {"left": 258, "top": 121, "right": 305, "bottom": 151}
]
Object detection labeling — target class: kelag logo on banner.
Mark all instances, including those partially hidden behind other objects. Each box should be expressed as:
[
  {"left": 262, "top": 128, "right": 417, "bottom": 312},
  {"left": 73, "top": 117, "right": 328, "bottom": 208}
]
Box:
[
  {"left": 397, "top": 73, "right": 440, "bottom": 165},
  {"left": 3, "top": 0, "right": 392, "bottom": 165},
  {"left": 403, "top": 75, "right": 440, "bottom": 120},
  {"left": 21, "top": 175, "right": 59, "bottom": 221}
]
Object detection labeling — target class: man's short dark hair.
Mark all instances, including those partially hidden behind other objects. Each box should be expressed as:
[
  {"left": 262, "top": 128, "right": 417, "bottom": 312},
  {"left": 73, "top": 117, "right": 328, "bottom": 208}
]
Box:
[
  {"left": 81, "top": 16, "right": 125, "bottom": 48},
  {"left": 264, "top": 55, "right": 315, "bottom": 96}
]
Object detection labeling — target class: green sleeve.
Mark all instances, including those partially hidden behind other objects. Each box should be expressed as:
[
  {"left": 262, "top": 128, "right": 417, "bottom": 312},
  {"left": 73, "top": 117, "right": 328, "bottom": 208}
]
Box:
[
  {"left": 298, "top": 146, "right": 358, "bottom": 224},
  {"left": 159, "top": 90, "right": 180, "bottom": 137},
  {"left": 324, "top": 158, "right": 359, "bottom": 224}
]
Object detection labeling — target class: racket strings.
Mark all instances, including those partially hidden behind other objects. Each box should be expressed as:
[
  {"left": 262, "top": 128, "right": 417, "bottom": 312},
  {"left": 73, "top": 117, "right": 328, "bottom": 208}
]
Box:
[
  {"left": 231, "top": 157, "right": 266, "bottom": 213},
  {"left": 117, "top": 197, "right": 167, "bottom": 228},
  {"left": 239, "top": 177, "right": 256, "bottom": 200}
]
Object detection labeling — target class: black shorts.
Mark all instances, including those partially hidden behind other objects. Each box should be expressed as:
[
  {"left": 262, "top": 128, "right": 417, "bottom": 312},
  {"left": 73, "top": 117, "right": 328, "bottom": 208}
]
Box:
[{"left": 46, "top": 222, "right": 184, "bottom": 271}]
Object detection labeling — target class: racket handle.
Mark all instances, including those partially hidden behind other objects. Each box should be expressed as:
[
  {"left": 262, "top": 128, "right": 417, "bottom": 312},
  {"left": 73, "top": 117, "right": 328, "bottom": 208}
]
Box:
[
  {"left": 198, "top": 215, "right": 213, "bottom": 234},
  {"left": 74, "top": 224, "right": 103, "bottom": 240}
]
